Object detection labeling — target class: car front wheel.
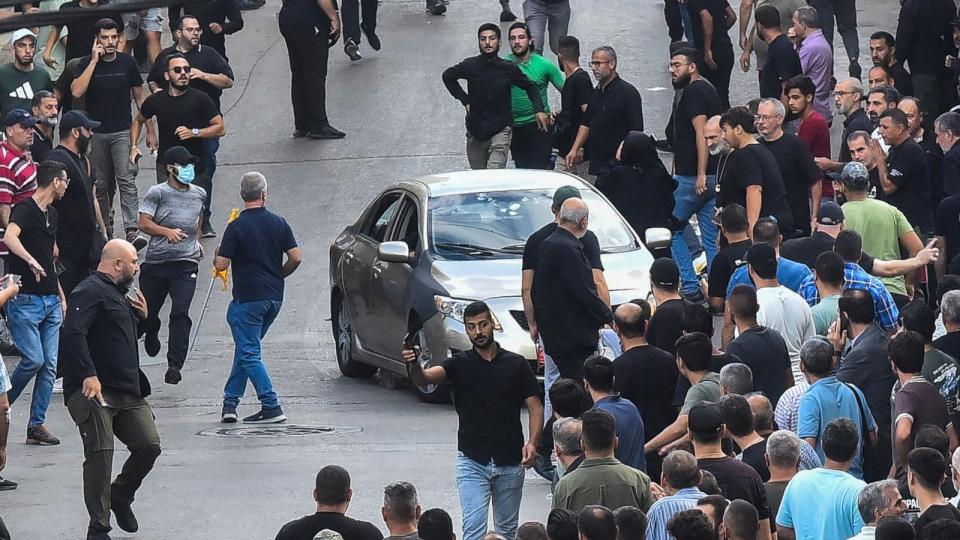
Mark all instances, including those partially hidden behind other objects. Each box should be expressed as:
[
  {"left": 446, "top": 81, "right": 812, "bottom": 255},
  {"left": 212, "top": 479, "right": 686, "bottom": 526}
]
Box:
[{"left": 333, "top": 295, "right": 377, "bottom": 378}]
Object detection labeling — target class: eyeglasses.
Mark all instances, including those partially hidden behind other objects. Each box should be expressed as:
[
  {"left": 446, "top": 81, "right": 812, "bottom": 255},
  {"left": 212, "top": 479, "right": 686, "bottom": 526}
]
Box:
[
  {"left": 668, "top": 62, "right": 691, "bottom": 71},
  {"left": 181, "top": 27, "right": 202, "bottom": 34},
  {"left": 169, "top": 66, "right": 192, "bottom": 74},
  {"left": 588, "top": 60, "right": 612, "bottom": 67},
  {"left": 754, "top": 114, "right": 781, "bottom": 121},
  {"left": 57, "top": 176, "right": 70, "bottom": 185},
  {"left": 831, "top": 91, "right": 858, "bottom": 97}
]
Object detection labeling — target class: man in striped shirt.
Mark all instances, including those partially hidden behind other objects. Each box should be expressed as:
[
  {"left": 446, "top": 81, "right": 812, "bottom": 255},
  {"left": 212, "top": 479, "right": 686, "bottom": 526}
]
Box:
[
  {"left": 645, "top": 450, "right": 707, "bottom": 540},
  {"left": 0, "top": 109, "right": 38, "bottom": 259}
]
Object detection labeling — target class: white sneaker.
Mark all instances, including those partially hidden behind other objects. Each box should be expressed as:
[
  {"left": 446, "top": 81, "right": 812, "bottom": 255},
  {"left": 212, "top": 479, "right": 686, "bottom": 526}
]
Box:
[{"left": 52, "top": 377, "right": 63, "bottom": 394}]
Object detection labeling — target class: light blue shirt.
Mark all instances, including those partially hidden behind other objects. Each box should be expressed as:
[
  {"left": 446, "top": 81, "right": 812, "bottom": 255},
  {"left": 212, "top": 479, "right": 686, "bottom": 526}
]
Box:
[
  {"left": 645, "top": 487, "right": 707, "bottom": 540},
  {"left": 777, "top": 468, "right": 866, "bottom": 539},
  {"left": 0, "top": 356, "right": 8, "bottom": 394},
  {"left": 725, "top": 257, "right": 813, "bottom": 297},
  {"left": 796, "top": 377, "right": 877, "bottom": 479}
]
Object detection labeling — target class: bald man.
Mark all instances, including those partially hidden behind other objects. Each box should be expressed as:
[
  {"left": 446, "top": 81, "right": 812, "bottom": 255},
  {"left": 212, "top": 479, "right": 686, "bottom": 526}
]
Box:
[
  {"left": 704, "top": 115, "right": 729, "bottom": 157},
  {"left": 61, "top": 239, "right": 161, "bottom": 539}
]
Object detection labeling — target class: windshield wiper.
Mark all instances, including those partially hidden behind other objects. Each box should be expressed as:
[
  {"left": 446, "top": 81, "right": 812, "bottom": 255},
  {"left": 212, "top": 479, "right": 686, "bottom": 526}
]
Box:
[
  {"left": 434, "top": 242, "right": 501, "bottom": 256},
  {"left": 499, "top": 243, "right": 527, "bottom": 253}
]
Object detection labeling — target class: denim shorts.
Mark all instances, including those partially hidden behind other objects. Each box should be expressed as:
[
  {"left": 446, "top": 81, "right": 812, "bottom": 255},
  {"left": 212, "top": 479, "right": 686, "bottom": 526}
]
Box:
[{"left": 122, "top": 8, "right": 163, "bottom": 39}]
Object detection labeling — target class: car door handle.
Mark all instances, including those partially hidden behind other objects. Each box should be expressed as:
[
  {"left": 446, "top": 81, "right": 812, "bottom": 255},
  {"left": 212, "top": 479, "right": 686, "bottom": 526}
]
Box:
[
  {"left": 344, "top": 251, "right": 355, "bottom": 262},
  {"left": 372, "top": 265, "right": 384, "bottom": 278}
]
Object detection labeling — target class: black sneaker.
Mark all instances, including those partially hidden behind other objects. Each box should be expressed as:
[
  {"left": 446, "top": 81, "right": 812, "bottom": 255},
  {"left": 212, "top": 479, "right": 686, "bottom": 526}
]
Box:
[
  {"left": 849, "top": 60, "right": 862, "bottom": 80},
  {"left": 361, "top": 24, "right": 381, "bottom": 51},
  {"left": 111, "top": 497, "right": 138, "bottom": 533},
  {"left": 426, "top": 0, "right": 446, "bottom": 14},
  {"left": 221, "top": 405, "right": 238, "bottom": 423},
  {"left": 292, "top": 129, "right": 307, "bottom": 138},
  {"left": 26, "top": 425, "right": 60, "bottom": 446},
  {"left": 0, "top": 476, "right": 17, "bottom": 491},
  {"left": 200, "top": 222, "right": 217, "bottom": 238},
  {"left": 533, "top": 453, "right": 555, "bottom": 481},
  {"left": 85, "top": 530, "right": 111, "bottom": 540},
  {"left": 499, "top": 7, "right": 517, "bottom": 21},
  {"left": 344, "top": 38, "right": 362, "bottom": 61},
  {"left": 126, "top": 229, "right": 148, "bottom": 251},
  {"left": 307, "top": 125, "right": 346, "bottom": 139},
  {"left": 242, "top": 406, "right": 287, "bottom": 424},
  {"left": 164, "top": 367, "right": 182, "bottom": 385},
  {"left": 0, "top": 340, "right": 20, "bottom": 357},
  {"left": 682, "top": 289, "right": 706, "bottom": 305},
  {"left": 145, "top": 331, "right": 161, "bottom": 357}
]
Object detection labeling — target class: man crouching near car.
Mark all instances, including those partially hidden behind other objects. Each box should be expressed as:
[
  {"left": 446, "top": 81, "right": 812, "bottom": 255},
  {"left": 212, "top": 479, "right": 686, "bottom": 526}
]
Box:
[{"left": 402, "top": 300, "right": 543, "bottom": 540}]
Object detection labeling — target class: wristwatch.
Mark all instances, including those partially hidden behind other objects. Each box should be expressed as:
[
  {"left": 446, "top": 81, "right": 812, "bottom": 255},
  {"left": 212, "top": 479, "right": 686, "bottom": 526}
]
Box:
[{"left": 192, "top": 128, "right": 200, "bottom": 137}]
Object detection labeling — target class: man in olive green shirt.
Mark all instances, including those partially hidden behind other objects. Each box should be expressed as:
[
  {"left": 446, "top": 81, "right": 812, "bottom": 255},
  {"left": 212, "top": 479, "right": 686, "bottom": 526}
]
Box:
[
  {"left": 552, "top": 409, "right": 655, "bottom": 514},
  {"left": 505, "top": 22, "right": 563, "bottom": 170}
]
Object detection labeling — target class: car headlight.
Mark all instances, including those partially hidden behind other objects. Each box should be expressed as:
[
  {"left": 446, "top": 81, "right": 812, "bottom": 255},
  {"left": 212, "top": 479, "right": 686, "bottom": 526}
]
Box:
[{"left": 434, "top": 295, "right": 503, "bottom": 331}]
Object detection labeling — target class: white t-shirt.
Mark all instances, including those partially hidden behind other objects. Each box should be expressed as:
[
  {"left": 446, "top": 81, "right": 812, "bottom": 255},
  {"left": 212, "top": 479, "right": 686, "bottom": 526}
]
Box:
[{"left": 757, "top": 285, "right": 816, "bottom": 384}]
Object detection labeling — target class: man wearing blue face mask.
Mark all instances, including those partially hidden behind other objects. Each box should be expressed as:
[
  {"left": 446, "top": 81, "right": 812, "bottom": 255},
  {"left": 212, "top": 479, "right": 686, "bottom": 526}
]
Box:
[{"left": 136, "top": 146, "right": 206, "bottom": 385}]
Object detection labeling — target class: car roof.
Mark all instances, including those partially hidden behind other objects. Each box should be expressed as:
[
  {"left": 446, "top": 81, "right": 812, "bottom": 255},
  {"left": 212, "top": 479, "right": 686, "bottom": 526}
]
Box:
[{"left": 394, "top": 169, "right": 591, "bottom": 198}]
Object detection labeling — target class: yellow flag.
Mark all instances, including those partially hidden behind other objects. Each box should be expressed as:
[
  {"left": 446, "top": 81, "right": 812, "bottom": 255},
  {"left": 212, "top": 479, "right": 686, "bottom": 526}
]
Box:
[{"left": 212, "top": 208, "right": 241, "bottom": 290}]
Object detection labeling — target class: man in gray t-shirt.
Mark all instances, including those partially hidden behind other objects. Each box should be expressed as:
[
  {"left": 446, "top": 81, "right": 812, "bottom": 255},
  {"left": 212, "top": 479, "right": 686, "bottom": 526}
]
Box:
[{"left": 136, "top": 146, "right": 207, "bottom": 385}]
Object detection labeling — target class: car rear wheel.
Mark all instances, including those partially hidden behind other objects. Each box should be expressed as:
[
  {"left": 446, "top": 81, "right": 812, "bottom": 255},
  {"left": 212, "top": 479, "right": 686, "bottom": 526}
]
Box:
[
  {"left": 410, "top": 330, "right": 451, "bottom": 404},
  {"left": 333, "top": 296, "right": 377, "bottom": 378}
]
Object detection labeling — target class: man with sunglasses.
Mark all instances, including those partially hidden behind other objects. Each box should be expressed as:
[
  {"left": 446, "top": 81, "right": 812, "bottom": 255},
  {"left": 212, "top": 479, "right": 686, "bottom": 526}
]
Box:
[
  {"left": 1, "top": 161, "right": 70, "bottom": 448},
  {"left": 132, "top": 53, "right": 225, "bottom": 239}
]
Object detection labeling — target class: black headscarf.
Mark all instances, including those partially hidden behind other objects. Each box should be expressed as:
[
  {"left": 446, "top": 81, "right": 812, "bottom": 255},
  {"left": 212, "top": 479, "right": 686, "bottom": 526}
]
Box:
[{"left": 618, "top": 131, "right": 668, "bottom": 174}]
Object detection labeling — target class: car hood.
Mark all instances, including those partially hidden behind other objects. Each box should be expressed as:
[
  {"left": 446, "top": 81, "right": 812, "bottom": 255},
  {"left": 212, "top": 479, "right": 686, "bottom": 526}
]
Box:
[{"left": 430, "top": 250, "right": 652, "bottom": 301}]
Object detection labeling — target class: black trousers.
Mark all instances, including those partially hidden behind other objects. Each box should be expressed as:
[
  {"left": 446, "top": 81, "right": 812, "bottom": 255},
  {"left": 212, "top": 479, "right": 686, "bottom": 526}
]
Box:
[
  {"left": 552, "top": 346, "right": 597, "bottom": 384},
  {"left": 137, "top": 261, "right": 199, "bottom": 371},
  {"left": 703, "top": 46, "right": 735, "bottom": 110},
  {"left": 510, "top": 123, "right": 553, "bottom": 170},
  {"left": 664, "top": 0, "right": 685, "bottom": 43},
  {"left": 341, "top": 0, "right": 378, "bottom": 43},
  {"left": 60, "top": 255, "right": 94, "bottom": 299},
  {"left": 279, "top": 25, "right": 330, "bottom": 133}
]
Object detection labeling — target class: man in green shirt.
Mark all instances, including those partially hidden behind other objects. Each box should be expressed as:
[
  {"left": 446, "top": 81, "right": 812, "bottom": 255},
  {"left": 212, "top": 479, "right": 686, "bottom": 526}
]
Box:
[
  {"left": 812, "top": 252, "right": 844, "bottom": 335},
  {"left": 505, "top": 22, "right": 563, "bottom": 170},
  {"left": 552, "top": 408, "right": 654, "bottom": 514},
  {"left": 0, "top": 29, "right": 53, "bottom": 118},
  {"left": 839, "top": 161, "right": 924, "bottom": 304}
]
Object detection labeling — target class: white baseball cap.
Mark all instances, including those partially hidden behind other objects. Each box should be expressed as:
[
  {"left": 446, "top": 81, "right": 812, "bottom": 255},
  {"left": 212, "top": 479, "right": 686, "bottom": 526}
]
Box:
[{"left": 10, "top": 29, "right": 37, "bottom": 45}]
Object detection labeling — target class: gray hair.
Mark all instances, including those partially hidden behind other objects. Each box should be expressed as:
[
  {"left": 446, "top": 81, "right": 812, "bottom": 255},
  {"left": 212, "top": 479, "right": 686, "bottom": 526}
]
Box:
[
  {"left": 758, "top": 98, "right": 785, "bottom": 117},
  {"left": 766, "top": 430, "right": 802, "bottom": 469},
  {"left": 720, "top": 363, "right": 753, "bottom": 395},
  {"left": 592, "top": 45, "right": 617, "bottom": 65},
  {"left": 31, "top": 90, "right": 56, "bottom": 108},
  {"left": 935, "top": 111, "right": 960, "bottom": 136},
  {"left": 942, "top": 290, "right": 960, "bottom": 325},
  {"left": 240, "top": 171, "right": 267, "bottom": 202},
  {"left": 662, "top": 450, "right": 700, "bottom": 489},
  {"left": 558, "top": 200, "right": 589, "bottom": 226},
  {"left": 800, "top": 335, "right": 836, "bottom": 376},
  {"left": 857, "top": 479, "right": 898, "bottom": 524},
  {"left": 795, "top": 6, "right": 820, "bottom": 28},
  {"left": 383, "top": 481, "right": 418, "bottom": 522},
  {"left": 554, "top": 417, "right": 583, "bottom": 456}
]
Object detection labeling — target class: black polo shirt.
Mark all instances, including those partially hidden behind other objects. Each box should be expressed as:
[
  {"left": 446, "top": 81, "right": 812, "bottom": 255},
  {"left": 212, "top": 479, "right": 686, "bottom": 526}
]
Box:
[
  {"left": 582, "top": 75, "right": 645, "bottom": 175},
  {"left": 441, "top": 345, "right": 540, "bottom": 465},
  {"left": 839, "top": 108, "right": 873, "bottom": 163}
]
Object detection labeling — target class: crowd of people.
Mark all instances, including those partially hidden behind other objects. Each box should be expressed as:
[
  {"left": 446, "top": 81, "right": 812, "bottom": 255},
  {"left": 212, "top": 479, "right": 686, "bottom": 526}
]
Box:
[{"left": 5, "top": 0, "right": 960, "bottom": 539}]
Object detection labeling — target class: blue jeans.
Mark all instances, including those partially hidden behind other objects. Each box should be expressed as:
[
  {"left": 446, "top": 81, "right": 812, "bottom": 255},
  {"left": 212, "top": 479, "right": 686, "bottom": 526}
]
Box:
[
  {"left": 671, "top": 175, "right": 718, "bottom": 296},
  {"left": 200, "top": 138, "right": 220, "bottom": 223},
  {"left": 457, "top": 452, "right": 525, "bottom": 540},
  {"left": 223, "top": 300, "right": 282, "bottom": 409},
  {"left": 679, "top": 2, "right": 694, "bottom": 41},
  {"left": 6, "top": 294, "right": 62, "bottom": 427}
]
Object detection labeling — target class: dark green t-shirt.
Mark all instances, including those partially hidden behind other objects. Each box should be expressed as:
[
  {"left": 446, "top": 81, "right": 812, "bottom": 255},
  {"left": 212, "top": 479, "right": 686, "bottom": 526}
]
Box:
[
  {"left": 505, "top": 52, "right": 563, "bottom": 126},
  {"left": 0, "top": 63, "right": 53, "bottom": 117}
]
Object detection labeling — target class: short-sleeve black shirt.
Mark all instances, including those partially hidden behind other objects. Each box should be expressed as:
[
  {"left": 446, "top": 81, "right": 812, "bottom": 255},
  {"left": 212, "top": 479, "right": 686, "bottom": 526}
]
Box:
[
  {"left": 582, "top": 76, "right": 645, "bottom": 175},
  {"left": 557, "top": 68, "right": 594, "bottom": 155},
  {"left": 522, "top": 222, "right": 602, "bottom": 271},
  {"left": 718, "top": 143, "right": 794, "bottom": 230},
  {"left": 780, "top": 231, "right": 836, "bottom": 269},
  {"left": 139, "top": 88, "right": 220, "bottom": 157},
  {"left": 699, "top": 456, "right": 772, "bottom": 521},
  {"left": 708, "top": 239, "right": 750, "bottom": 299},
  {"left": 725, "top": 325, "right": 793, "bottom": 406},
  {"left": 687, "top": 0, "right": 734, "bottom": 51},
  {"left": 936, "top": 194, "right": 960, "bottom": 262},
  {"left": 886, "top": 138, "right": 934, "bottom": 228},
  {"left": 8, "top": 198, "right": 59, "bottom": 296},
  {"left": 77, "top": 53, "right": 144, "bottom": 133},
  {"left": 760, "top": 133, "right": 819, "bottom": 235},
  {"left": 147, "top": 45, "right": 234, "bottom": 110},
  {"left": 760, "top": 34, "right": 802, "bottom": 99},
  {"left": 275, "top": 512, "right": 384, "bottom": 540},
  {"left": 672, "top": 78, "right": 723, "bottom": 176},
  {"left": 441, "top": 346, "right": 540, "bottom": 465},
  {"left": 613, "top": 344, "right": 680, "bottom": 440},
  {"left": 646, "top": 298, "right": 692, "bottom": 354}
]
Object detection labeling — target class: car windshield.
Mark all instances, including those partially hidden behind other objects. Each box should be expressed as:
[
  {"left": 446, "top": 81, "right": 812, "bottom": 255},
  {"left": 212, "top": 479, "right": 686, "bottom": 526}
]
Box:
[{"left": 428, "top": 189, "right": 636, "bottom": 259}]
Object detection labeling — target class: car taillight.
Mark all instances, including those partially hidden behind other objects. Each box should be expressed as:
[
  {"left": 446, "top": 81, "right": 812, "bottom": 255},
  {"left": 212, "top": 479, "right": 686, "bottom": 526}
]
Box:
[{"left": 536, "top": 340, "right": 545, "bottom": 367}]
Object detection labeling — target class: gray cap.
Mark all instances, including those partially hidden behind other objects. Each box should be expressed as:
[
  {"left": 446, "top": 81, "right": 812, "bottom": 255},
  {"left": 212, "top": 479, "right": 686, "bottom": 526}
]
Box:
[{"left": 840, "top": 161, "right": 870, "bottom": 191}]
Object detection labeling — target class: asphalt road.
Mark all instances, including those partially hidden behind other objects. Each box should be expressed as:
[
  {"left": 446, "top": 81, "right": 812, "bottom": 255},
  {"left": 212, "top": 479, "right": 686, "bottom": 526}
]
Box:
[{"left": 1, "top": 0, "right": 906, "bottom": 537}]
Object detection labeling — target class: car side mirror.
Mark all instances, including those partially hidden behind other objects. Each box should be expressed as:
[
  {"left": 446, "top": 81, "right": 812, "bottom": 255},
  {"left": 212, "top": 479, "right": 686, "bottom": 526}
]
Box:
[
  {"left": 644, "top": 228, "right": 672, "bottom": 251},
  {"left": 378, "top": 241, "right": 411, "bottom": 263}
]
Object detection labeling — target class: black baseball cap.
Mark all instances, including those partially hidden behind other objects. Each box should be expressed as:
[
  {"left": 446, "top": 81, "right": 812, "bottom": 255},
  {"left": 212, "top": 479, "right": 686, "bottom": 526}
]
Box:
[
  {"left": 162, "top": 146, "right": 198, "bottom": 166},
  {"left": 688, "top": 402, "right": 724, "bottom": 433},
  {"left": 817, "top": 201, "right": 844, "bottom": 226},
  {"left": 3, "top": 108, "right": 36, "bottom": 128},
  {"left": 650, "top": 258, "right": 680, "bottom": 289},
  {"left": 553, "top": 185, "right": 582, "bottom": 208},
  {"left": 746, "top": 244, "right": 778, "bottom": 275},
  {"left": 60, "top": 110, "right": 100, "bottom": 131}
]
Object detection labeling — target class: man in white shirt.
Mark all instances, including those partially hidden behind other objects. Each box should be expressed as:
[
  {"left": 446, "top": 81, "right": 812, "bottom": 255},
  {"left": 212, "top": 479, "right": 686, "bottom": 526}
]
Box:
[{"left": 747, "top": 243, "right": 816, "bottom": 384}]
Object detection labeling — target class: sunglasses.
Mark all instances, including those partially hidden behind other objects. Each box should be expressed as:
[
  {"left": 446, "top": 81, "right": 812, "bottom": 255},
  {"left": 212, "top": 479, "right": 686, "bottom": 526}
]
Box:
[{"left": 169, "top": 66, "right": 192, "bottom": 74}]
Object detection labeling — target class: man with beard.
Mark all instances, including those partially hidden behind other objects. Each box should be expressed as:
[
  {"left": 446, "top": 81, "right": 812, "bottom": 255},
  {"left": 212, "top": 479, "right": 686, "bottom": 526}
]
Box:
[
  {"left": 443, "top": 23, "right": 547, "bottom": 170},
  {"left": 72, "top": 19, "right": 153, "bottom": 250},
  {"left": 669, "top": 48, "right": 722, "bottom": 302},
  {"left": 168, "top": 0, "right": 245, "bottom": 62},
  {"left": 876, "top": 108, "right": 935, "bottom": 234},
  {"left": 61, "top": 239, "right": 159, "bottom": 540},
  {"left": 2, "top": 161, "right": 70, "bottom": 448},
  {"left": 29, "top": 91, "right": 58, "bottom": 162},
  {"left": 0, "top": 29, "right": 53, "bottom": 118},
  {"left": 866, "top": 85, "right": 901, "bottom": 154},
  {"left": 403, "top": 301, "right": 542, "bottom": 540},
  {"left": 48, "top": 111, "right": 110, "bottom": 297},
  {"left": 132, "top": 54, "right": 225, "bottom": 237},
  {"left": 505, "top": 23, "right": 563, "bottom": 170},
  {"left": 870, "top": 31, "right": 913, "bottom": 97},
  {"left": 815, "top": 78, "right": 872, "bottom": 175}
]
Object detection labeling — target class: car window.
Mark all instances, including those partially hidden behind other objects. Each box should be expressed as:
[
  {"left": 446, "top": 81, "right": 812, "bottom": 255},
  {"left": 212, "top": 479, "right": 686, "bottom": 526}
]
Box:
[
  {"left": 360, "top": 192, "right": 402, "bottom": 243},
  {"left": 389, "top": 198, "right": 420, "bottom": 254},
  {"left": 428, "top": 189, "right": 636, "bottom": 259}
]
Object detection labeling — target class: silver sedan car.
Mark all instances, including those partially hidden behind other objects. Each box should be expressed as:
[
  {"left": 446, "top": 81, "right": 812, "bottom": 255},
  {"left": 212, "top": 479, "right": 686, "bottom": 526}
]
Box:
[{"left": 329, "top": 169, "right": 660, "bottom": 403}]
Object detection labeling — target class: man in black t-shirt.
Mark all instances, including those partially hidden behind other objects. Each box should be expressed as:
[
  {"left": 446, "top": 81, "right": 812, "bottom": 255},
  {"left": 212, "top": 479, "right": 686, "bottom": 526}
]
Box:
[
  {"left": 554, "top": 36, "right": 594, "bottom": 178},
  {"left": 72, "top": 19, "right": 152, "bottom": 249},
  {"left": 877, "top": 108, "right": 934, "bottom": 232},
  {"left": 755, "top": 5, "right": 801, "bottom": 99},
  {"left": 132, "top": 54, "right": 225, "bottom": 237},
  {"left": 718, "top": 107, "right": 794, "bottom": 236},
  {"left": 646, "top": 258, "right": 692, "bottom": 355},
  {"left": 908, "top": 448, "right": 960, "bottom": 537},
  {"left": 2, "top": 161, "right": 68, "bottom": 447},
  {"left": 718, "top": 395, "right": 770, "bottom": 481},
  {"left": 725, "top": 284, "right": 793, "bottom": 407},
  {"left": 708, "top": 204, "right": 751, "bottom": 313},
  {"left": 935, "top": 192, "right": 960, "bottom": 279},
  {"left": 670, "top": 48, "right": 722, "bottom": 303},
  {"left": 686, "top": 0, "right": 735, "bottom": 108},
  {"left": 276, "top": 465, "right": 384, "bottom": 540},
  {"left": 402, "top": 301, "right": 542, "bottom": 540}
]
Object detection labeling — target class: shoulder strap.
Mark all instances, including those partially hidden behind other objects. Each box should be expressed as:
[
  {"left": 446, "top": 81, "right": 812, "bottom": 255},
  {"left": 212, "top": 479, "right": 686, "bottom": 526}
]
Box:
[{"left": 841, "top": 382, "right": 872, "bottom": 447}]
